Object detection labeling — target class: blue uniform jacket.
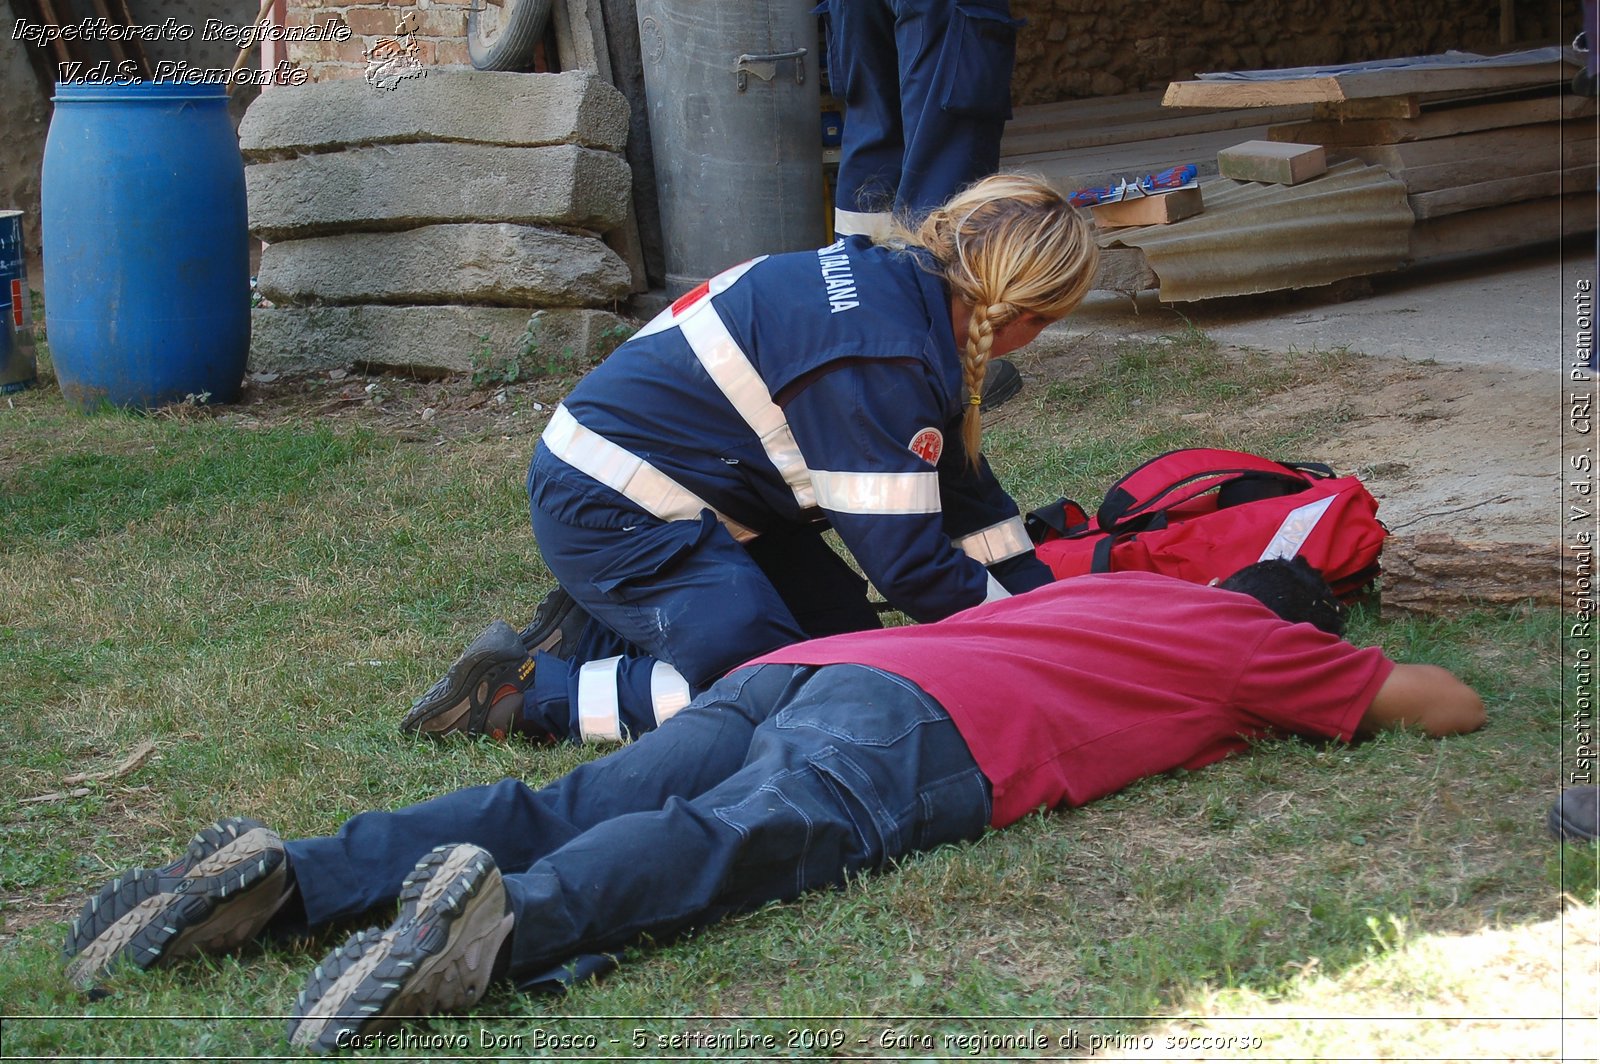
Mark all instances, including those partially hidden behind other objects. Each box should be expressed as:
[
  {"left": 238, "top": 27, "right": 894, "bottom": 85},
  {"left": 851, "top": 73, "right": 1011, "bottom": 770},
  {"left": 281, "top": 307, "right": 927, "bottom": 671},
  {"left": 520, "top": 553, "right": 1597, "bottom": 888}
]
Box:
[{"left": 541, "top": 235, "right": 1050, "bottom": 623}]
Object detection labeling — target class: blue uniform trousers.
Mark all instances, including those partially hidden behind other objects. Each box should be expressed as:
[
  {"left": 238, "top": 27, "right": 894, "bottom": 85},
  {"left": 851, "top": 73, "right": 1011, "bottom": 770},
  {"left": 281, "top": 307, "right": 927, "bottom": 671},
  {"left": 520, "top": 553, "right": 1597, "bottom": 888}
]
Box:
[
  {"left": 825, "top": 0, "right": 1020, "bottom": 226},
  {"left": 283, "top": 664, "right": 991, "bottom": 981},
  {"left": 521, "top": 446, "right": 882, "bottom": 740}
]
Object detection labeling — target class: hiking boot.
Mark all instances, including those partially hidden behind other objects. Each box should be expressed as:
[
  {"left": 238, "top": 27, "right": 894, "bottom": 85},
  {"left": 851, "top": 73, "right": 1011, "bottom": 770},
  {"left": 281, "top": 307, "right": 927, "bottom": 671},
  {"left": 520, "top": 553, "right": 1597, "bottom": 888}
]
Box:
[
  {"left": 63, "top": 817, "right": 291, "bottom": 990},
  {"left": 401, "top": 620, "right": 535, "bottom": 739},
  {"left": 979, "top": 358, "right": 1023, "bottom": 412},
  {"left": 286, "top": 843, "right": 513, "bottom": 1054},
  {"left": 516, "top": 585, "right": 587, "bottom": 660},
  {"left": 1549, "top": 785, "right": 1600, "bottom": 842}
]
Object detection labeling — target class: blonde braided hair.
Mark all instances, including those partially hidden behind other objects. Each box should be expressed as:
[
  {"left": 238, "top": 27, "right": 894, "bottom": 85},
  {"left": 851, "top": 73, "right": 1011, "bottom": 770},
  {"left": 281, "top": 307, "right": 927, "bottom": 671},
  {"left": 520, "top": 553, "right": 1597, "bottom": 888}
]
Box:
[{"left": 897, "top": 174, "right": 1098, "bottom": 462}]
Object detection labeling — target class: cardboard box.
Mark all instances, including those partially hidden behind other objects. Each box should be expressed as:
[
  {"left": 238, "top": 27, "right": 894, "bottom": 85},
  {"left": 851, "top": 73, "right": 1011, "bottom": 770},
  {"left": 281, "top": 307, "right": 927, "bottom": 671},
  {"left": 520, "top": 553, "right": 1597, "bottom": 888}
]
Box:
[
  {"left": 1091, "top": 186, "right": 1204, "bottom": 228},
  {"left": 1217, "top": 140, "right": 1328, "bottom": 185}
]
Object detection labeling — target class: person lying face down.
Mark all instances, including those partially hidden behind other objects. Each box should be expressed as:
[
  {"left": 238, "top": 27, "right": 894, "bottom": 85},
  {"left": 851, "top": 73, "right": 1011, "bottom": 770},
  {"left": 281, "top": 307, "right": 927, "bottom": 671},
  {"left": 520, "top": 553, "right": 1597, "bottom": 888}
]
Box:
[{"left": 63, "top": 559, "right": 1484, "bottom": 1053}]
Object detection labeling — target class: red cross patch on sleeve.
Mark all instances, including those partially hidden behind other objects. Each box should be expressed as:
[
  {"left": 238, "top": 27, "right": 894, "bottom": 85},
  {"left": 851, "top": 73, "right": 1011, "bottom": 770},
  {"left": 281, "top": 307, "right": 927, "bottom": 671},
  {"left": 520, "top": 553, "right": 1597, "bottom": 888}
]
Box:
[{"left": 908, "top": 427, "right": 943, "bottom": 465}]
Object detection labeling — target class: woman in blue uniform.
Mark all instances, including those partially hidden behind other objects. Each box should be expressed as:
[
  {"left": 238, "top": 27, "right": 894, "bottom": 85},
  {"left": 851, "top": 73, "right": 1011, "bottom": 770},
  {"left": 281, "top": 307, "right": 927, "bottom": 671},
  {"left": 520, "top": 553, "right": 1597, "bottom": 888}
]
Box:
[{"left": 403, "top": 173, "right": 1098, "bottom": 743}]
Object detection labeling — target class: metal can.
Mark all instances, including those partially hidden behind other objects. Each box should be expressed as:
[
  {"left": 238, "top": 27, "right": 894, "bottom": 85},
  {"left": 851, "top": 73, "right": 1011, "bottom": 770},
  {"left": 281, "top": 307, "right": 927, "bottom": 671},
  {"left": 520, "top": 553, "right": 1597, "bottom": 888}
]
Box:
[{"left": 0, "top": 210, "right": 38, "bottom": 394}]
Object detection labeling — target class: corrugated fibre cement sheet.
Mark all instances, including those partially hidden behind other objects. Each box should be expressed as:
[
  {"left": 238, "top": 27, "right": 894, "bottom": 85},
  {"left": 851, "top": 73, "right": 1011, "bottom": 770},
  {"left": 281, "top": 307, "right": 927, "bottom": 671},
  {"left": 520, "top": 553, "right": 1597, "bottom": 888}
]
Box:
[{"left": 1097, "top": 160, "right": 1414, "bottom": 302}]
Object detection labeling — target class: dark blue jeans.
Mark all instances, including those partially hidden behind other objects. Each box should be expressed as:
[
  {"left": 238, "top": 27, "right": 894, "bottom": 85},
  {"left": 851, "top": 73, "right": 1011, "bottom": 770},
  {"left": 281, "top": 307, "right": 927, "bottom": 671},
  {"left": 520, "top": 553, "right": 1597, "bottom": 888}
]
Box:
[{"left": 283, "top": 664, "right": 990, "bottom": 980}]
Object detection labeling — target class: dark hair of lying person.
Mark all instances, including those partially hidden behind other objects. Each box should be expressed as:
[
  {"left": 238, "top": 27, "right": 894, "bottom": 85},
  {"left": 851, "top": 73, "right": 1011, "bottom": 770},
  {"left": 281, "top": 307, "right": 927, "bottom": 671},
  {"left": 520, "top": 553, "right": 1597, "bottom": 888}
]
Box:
[{"left": 1216, "top": 557, "right": 1347, "bottom": 637}]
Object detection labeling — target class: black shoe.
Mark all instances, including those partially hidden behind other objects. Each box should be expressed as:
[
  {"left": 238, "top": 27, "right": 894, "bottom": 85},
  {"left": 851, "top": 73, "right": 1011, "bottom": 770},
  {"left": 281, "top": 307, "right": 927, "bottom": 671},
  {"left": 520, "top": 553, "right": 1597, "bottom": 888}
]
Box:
[
  {"left": 516, "top": 585, "right": 587, "bottom": 659},
  {"left": 979, "top": 358, "right": 1023, "bottom": 411},
  {"left": 286, "top": 843, "right": 513, "bottom": 1054},
  {"left": 1549, "top": 786, "right": 1600, "bottom": 842},
  {"left": 401, "top": 620, "right": 534, "bottom": 738},
  {"left": 63, "top": 817, "right": 291, "bottom": 990}
]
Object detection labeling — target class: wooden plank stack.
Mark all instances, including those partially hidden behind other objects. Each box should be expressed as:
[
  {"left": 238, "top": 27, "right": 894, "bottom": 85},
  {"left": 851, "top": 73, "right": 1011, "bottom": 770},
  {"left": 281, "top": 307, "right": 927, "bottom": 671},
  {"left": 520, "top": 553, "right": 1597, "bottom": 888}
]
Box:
[
  {"left": 1163, "top": 50, "right": 1595, "bottom": 262},
  {"left": 1268, "top": 90, "right": 1597, "bottom": 259}
]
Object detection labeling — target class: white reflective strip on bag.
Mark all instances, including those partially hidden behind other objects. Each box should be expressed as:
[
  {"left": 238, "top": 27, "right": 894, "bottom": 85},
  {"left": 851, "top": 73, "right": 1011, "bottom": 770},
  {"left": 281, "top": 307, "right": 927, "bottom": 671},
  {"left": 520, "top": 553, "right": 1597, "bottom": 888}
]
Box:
[
  {"left": 576, "top": 656, "right": 626, "bottom": 743},
  {"left": 541, "top": 406, "right": 758, "bottom": 542},
  {"left": 649, "top": 661, "right": 693, "bottom": 726},
  {"left": 952, "top": 516, "right": 1033, "bottom": 567},
  {"left": 1257, "top": 495, "right": 1338, "bottom": 562},
  {"left": 811, "top": 469, "right": 941, "bottom": 515},
  {"left": 676, "top": 303, "right": 817, "bottom": 509},
  {"left": 982, "top": 572, "right": 1012, "bottom": 604}
]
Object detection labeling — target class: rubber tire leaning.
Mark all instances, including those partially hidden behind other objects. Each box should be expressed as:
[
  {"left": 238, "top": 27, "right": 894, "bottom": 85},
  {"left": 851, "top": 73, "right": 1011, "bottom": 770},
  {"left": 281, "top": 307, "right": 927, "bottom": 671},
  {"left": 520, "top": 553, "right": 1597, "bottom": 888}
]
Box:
[{"left": 467, "top": 0, "right": 553, "bottom": 72}]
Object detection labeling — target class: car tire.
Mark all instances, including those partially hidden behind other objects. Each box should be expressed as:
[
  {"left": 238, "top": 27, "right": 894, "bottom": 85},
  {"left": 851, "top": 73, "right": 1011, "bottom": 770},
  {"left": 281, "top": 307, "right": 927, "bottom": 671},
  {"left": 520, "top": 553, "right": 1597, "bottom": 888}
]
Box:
[{"left": 467, "top": 0, "right": 553, "bottom": 72}]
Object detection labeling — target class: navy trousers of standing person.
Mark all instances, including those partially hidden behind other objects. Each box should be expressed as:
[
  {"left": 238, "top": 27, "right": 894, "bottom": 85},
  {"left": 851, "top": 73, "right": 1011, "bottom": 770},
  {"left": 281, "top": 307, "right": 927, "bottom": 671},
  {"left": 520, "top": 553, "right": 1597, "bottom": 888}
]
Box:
[
  {"left": 822, "top": 0, "right": 1021, "bottom": 237},
  {"left": 282, "top": 664, "right": 992, "bottom": 982},
  {"left": 518, "top": 445, "right": 882, "bottom": 742}
]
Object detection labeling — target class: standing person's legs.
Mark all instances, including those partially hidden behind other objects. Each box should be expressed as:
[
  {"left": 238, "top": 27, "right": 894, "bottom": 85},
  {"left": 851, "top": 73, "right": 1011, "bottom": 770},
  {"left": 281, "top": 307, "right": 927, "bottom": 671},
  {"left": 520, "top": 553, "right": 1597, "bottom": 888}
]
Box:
[
  {"left": 892, "top": 0, "right": 1019, "bottom": 217},
  {"left": 829, "top": 0, "right": 904, "bottom": 238}
]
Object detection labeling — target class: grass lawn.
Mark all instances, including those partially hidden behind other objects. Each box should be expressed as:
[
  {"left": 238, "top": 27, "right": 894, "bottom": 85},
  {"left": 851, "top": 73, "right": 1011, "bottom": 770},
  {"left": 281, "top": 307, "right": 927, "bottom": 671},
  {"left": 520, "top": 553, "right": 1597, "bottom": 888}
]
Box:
[{"left": 0, "top": 330, "right": 1592, "bottom": 1060}]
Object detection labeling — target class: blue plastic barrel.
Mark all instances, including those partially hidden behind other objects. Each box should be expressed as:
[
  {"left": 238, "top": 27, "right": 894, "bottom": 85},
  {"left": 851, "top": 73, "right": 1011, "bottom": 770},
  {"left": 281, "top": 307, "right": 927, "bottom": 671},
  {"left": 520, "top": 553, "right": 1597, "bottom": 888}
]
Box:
[{"left": 42, "top": 82, "right": 249, "bottom": 411}]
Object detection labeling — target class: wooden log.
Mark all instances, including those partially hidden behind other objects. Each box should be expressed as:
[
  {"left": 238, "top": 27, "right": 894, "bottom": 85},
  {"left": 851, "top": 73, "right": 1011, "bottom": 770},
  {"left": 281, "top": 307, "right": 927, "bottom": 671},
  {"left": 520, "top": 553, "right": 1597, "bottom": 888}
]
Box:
[
  {"left": 1339, "top": 122, "right": 1563, "bottom": 172},
  {"left": 1003, "top": 106, "right": 1314, "bottom": 157},
  {"left": 1310, "top": 97, "right": 1421, "bottom": 120},
  {"left": 1163, "top": 55, "right": 1575, "bottom": 108},
  {"left": 1380, "top": 533, "right": 1561, "bottom": 616},
  {"left": 1271, "top": 94, "right": 1595, "bottom": 147},
  {"left": 1091, "top": 187, "right": 1204, "bottom": 228},
  {"left": 1408, "top": 192, "right": 1599, "bottom": 261},
  {"left": 553, "top": 0, "right": 646, "bottom": 293},
  {"left": 552, "top": 0, "right": 612, "bottom": 81},
  {"left": 598, "top": 0, "right": 664, "bottom": 291},
  {"left": 1407, "top": 164, "right": 1598, "bottom": 220},
  {"left": 1386, "top": 134, "right": 1595, "bottom": 194}
]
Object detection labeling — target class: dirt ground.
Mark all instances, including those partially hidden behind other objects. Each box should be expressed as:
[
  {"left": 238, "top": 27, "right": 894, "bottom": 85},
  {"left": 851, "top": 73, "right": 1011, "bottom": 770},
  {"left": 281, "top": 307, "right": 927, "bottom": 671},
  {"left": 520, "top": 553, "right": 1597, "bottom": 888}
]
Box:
[{"left": 1045, "top": 244, "right": 1588, "bottom": 549}]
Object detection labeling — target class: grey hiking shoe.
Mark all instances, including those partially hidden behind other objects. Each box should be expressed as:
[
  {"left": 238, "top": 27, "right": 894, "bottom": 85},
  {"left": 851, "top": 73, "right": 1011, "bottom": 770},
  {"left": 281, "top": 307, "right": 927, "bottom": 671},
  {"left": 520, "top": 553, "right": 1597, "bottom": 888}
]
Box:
[
  {"left": 516, "top": 585, "right": 587, "bottom": 659},
  {"left": 1549, "top": 785, "right": 1600, "bottom": 842},
  {"left": 286, "top": 843, "right": 513, "bottom": 1054},
  {"left": 400, "top": 620, "right": 535, "bottom": 739},
  {"left": 63, "top": 817, "right": 291, "bottom": 990}
]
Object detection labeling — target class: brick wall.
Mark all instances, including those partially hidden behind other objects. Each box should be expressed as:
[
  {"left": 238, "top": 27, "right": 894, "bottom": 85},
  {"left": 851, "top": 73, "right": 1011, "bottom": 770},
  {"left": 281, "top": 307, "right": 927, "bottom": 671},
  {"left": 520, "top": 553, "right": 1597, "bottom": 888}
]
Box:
[{"left": 285, "top": 0, "right": 472, "bottom": 83}]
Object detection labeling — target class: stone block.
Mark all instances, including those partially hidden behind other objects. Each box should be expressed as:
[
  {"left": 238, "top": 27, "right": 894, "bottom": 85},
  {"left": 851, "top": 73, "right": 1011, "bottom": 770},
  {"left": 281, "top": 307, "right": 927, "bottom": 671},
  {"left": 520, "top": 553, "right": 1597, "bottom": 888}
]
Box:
[
  {"left": 239, "top": 69, "right": 629, "bottom": 157},
  {"left": 257, "top": 224, "right": 631, "bottom": 308},
  {"left": 515, "top": 307, "right": 637, "bottom": 377},
  {"left": 249, "top": 305, "right": 635, "bottom": 377},
  {"left": 1218, "top": 140, "right": 1328, "bottom": 185},
  {"left": 246, "top": 143, "right": 631, "bottom": 241}
]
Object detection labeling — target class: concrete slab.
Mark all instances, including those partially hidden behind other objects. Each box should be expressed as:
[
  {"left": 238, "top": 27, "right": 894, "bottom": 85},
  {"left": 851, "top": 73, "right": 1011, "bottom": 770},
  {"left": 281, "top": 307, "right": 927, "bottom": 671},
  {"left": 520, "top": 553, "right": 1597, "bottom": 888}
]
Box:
[
  {"left": 1055, "top": 241, "right": 1596, "bottom": 372},
  {"left": 249, "top": 305, "right": 633, "bottom": 377},
  {"left": 239, "top": 70, "right": 629, "bottom": 157},
  {"left": 257, "top": 224, "right": 632, "bottom": 308},
  {"left": 246, "top": 143, "right": 632, "bottom": 242}
]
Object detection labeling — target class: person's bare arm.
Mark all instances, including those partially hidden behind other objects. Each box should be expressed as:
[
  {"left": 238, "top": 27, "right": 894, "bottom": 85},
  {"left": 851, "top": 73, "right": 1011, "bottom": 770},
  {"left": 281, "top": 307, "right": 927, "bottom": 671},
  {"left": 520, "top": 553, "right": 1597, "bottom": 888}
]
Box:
[{"left": 1356, "top": 663, "right": 1485, "bottom": 738}]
